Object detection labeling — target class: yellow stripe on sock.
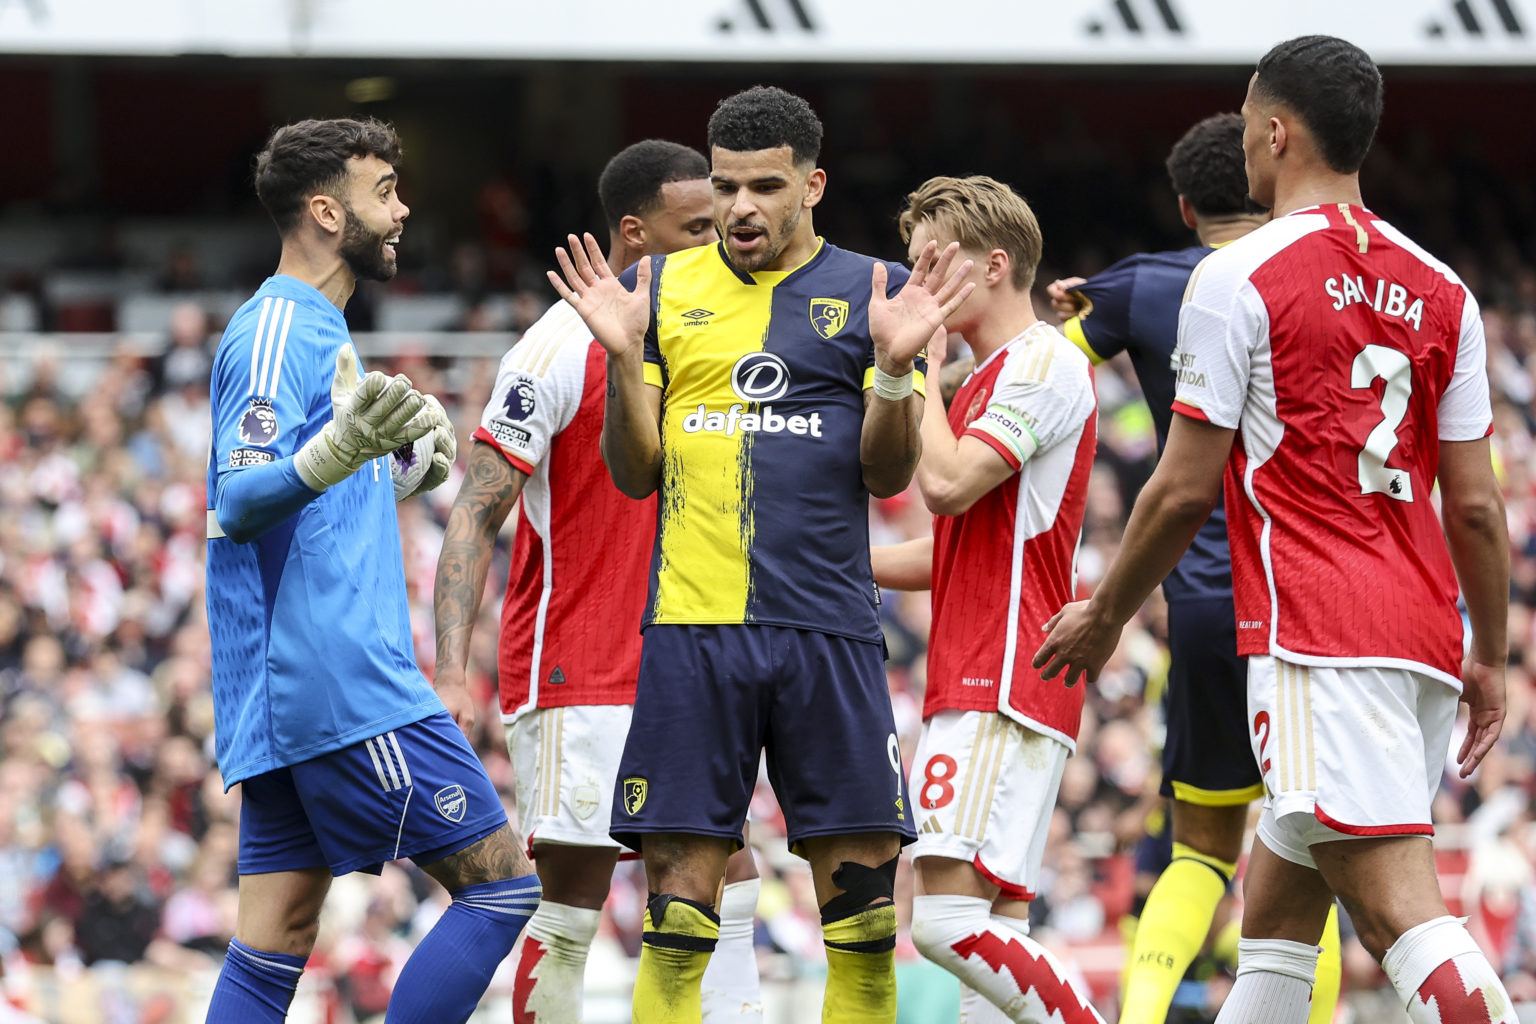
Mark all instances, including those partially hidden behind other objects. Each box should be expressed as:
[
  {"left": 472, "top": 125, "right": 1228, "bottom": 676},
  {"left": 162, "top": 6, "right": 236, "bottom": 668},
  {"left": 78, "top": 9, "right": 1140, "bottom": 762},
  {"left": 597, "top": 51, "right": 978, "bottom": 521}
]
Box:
[{"left": 823, "top": 905, "right": 896, "bottom": 1024}]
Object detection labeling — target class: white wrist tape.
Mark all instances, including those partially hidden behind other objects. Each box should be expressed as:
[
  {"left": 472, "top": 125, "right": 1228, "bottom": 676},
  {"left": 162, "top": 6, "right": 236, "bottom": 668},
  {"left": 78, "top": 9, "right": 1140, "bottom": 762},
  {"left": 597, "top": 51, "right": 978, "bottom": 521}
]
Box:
[{"left": 872, "top": 366, "right": 915, "bottom": 402}]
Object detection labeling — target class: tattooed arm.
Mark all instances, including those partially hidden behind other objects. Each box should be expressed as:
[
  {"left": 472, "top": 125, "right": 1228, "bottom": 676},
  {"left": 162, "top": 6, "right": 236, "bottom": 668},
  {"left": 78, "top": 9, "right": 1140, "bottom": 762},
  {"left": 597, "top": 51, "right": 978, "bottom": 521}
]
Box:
[
  {"left": 938, "top": 355, "right": 974, "bottom": 407},
  {"left": 432, "top": 440, "right": 527, "bottom": 735}
]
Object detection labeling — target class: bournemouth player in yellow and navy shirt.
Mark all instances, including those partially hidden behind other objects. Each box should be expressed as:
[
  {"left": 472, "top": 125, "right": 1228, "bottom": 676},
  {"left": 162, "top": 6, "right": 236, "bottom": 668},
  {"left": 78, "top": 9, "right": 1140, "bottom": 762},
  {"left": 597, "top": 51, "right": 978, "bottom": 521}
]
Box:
[{"left": 548, "top": 86, "right": 975, "bottom": 1024}]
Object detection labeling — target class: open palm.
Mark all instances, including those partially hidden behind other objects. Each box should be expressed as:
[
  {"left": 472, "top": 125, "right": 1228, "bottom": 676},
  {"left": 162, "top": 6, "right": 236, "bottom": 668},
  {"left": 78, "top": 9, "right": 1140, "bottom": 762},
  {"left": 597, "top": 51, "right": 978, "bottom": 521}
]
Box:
[
  {"left": 869, "top": 240, "right": 975, "bottom": 369},
  {"left": 546, "top": 232, "right": 651, "bottom": 358}
]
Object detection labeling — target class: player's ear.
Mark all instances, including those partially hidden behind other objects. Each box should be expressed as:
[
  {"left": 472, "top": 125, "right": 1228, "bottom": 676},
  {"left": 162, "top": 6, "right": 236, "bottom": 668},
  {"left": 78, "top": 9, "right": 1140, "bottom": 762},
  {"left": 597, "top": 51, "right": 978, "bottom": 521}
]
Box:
[
  {"left": 307, "top": 192, "right": 345, "bottom": 237},
  {"left": 1178, "top": 195, "right": 1199, "bottom": 231},
  {"left": 618, "top": 214, "right": 647, "bottom": 253},
  {"left": 1270, "top": 116, "right": 1288, "bottom": 161},
  {"left": 802, "top": 167, "right": 826, "bottom": 210},
  {"left": 985, "top": 248, "right": 1010, "bottom": 287}
]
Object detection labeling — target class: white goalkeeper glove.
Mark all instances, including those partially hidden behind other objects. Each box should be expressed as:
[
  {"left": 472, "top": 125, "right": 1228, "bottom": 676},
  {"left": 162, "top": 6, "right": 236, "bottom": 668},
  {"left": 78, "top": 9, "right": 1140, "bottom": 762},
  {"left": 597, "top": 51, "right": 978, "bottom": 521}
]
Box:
[
  {"left": 391, "top": 394, "right": 456, "bottom": 500},
  {"left": 294, "top": 344, "right": 435, "bottom": 492}
]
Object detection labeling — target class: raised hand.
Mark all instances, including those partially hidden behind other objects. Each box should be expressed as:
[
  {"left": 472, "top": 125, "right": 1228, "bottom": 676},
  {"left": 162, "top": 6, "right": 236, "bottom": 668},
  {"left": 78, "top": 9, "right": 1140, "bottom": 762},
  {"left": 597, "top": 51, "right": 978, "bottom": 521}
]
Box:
[
  {"left": 546, "top": 232, "right": 651, "bottom": 359},
  {"left": 1046, "top": 277, "right": 1088, "bottom": 322},
  {"left": 294, "top": 344, "right": 431, "bottom": 492},
  {"left": 869, "top": 240, "right": 975, "bottom": 374}
]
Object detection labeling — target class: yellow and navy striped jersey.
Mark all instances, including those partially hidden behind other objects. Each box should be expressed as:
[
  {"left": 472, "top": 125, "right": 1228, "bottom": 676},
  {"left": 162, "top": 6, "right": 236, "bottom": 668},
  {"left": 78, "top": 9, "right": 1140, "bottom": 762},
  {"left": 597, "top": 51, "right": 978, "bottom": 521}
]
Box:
[{"left": 622, "top": 239, "right": 926, "bottom": 642}]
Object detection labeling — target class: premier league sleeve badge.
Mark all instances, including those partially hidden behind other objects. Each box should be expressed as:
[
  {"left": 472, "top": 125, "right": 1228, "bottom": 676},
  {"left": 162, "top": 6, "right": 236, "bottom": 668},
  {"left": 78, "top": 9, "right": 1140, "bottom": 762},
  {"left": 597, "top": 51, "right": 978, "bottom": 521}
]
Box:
[{"left": 238, "top": 399, "right": 281, "bottom": 447}]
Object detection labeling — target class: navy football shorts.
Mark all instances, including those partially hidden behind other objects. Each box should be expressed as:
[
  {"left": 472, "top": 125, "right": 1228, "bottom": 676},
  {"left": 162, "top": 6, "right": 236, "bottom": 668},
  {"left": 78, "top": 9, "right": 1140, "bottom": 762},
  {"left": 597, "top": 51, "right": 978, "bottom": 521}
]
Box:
[
  {"left": 1159, "top": 596, "right": 1264, "bottom": 806},
  {"left": 238, "top": 710, "right": 508, "bottom": 876},
  {"left": 611, "top": 624, "right": 916, "bottom": 855}
]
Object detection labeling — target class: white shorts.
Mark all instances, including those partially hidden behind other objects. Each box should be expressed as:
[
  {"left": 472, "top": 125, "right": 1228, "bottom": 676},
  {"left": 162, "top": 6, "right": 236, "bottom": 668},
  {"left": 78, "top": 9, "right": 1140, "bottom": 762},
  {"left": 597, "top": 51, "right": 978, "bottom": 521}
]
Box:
[
  {"left": 506, "top": 704, "right": 633, "bottom": 853},
  {"left": 908, "top": 709, "right": 1068, "bottom": 900},
  {"left": 1248, "top": 656, "right": 1456, "bottom": 870}
]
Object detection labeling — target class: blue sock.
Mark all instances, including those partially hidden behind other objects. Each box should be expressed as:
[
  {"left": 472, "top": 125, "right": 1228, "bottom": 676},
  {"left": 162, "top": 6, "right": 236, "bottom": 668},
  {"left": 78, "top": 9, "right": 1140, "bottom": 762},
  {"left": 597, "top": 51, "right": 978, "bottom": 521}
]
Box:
[
  {"left": 205, "top": 938, "right": 306, "bottom": 1022},
  {"left": 386, "top": 873, "right": 542, "bottom": 1023}
]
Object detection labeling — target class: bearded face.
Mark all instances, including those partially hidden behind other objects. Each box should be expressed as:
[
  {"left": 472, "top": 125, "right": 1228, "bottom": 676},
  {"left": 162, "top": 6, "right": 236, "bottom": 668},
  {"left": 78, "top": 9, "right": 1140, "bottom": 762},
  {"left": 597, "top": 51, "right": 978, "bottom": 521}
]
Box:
[{"left": 338, "top": 200, "right": 399, "bottom": 283}]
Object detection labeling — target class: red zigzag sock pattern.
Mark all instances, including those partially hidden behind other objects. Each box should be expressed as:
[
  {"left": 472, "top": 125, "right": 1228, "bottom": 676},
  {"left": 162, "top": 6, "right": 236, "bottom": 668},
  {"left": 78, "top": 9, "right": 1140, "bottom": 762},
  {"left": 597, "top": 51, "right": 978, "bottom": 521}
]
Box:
[
  {"left": 1416, "top": 960, "right": 1495, "bottom": 1024},
  {"left": 950, "top": 931, "right": 1103, "bottom": 1024},
  {"left": 512, "top": 936, "right": 548, "bottom": 1024}
]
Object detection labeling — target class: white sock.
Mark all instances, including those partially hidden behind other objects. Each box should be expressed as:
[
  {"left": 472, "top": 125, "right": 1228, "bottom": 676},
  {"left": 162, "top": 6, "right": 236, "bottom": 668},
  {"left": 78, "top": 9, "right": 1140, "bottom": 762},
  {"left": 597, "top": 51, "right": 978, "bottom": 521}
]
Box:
[
  {"left": 510, "top": 901, "right": 601, "bottom": 1024},
  {"left": 1215, "top": 938, "right": 1318, "bottom": 1024},
  {"left": 910, "top": 895, "right": 1105, "bottom": 1024},
  {"left": 702, "top": 878, "right": 763, "bottom": 1022},
  {"left": 1382, "top": 916, "right": 1517, "bottom": 1023}
]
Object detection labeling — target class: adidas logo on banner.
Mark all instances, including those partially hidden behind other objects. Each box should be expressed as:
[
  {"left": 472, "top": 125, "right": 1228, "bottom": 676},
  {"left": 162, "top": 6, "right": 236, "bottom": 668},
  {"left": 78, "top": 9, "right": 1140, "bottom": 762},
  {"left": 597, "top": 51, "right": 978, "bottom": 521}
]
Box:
[
  {"left": 1084, "top": 0, "right": 1187, "bottom": 36},
  {"left": 1425, "top": 0, "right": 1526, "bottom": 36},
  {"left": 715, "top": 0, "right": 818, "bottom": 33}
]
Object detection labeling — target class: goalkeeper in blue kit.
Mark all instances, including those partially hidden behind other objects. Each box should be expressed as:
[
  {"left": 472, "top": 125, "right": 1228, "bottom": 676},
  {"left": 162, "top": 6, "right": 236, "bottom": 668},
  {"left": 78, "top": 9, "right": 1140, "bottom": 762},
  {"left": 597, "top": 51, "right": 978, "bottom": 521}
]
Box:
[{"left": 203, "top": 118, "right": 539, "bottom": 1023}]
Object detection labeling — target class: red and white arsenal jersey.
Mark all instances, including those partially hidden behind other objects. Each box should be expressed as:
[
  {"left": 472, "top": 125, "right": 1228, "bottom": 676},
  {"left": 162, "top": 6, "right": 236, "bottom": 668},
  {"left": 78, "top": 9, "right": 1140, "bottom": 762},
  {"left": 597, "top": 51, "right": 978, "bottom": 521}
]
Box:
[
  {"left": 927, "top": 322, "right": 1098, "bottom": 748},
  {"left": 474, "top": 300, "right": 654, "bottom": 720},
  {"left": 1171, "top": 205, "right": 1492, "bottom": 689}
]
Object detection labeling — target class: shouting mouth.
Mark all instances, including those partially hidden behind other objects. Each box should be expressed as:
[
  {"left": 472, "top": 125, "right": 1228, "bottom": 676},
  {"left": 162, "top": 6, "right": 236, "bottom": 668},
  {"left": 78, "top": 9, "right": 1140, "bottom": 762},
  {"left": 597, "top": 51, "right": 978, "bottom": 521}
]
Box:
[{"left": 728, "top": 224, "right": 766, "bottom": 253}]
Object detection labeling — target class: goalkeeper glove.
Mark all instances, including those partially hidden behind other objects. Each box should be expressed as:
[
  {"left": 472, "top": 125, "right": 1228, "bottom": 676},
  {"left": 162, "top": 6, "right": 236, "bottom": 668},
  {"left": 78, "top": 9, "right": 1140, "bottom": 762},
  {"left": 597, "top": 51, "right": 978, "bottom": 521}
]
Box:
[
  {"left": 391, "top": 394, "right": 456, "bottom": 500},
  {"left": 294, "top": 343, "right": 435, "bottom": 492}
]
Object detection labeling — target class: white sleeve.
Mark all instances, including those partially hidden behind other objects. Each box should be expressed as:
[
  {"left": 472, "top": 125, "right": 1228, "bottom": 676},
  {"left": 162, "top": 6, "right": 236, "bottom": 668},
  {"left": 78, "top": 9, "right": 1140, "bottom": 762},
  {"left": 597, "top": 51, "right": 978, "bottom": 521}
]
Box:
[
  {"left": 965, "top": 332, "right": 1095, "bottom": 470},
  {"left": 1438, "top": 292, "right": 1493, "bottom": 442},
  {"left": 476, "top": 305, "right": 586, "bottom": 473},
  {"left": 1171, "top": 254, "right": 1265, "bottom": 430}
]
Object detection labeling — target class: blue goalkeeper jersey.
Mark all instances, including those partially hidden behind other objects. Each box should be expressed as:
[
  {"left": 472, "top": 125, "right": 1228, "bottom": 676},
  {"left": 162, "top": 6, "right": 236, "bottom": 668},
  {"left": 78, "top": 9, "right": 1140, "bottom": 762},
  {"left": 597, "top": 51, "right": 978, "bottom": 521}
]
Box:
[{"left": 205, "top": 275, "right": 441, "bottom": 787}]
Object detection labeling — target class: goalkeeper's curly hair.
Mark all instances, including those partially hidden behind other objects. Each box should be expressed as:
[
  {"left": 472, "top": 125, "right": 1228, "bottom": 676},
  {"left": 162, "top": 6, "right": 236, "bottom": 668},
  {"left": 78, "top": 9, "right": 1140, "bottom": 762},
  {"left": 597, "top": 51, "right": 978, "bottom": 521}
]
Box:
[
  {"left": 707, "top": 86, "right": 823, "bottom": 167},
  {"left": 255, "top": 118, "right": 402, "bottom": 235},
  {"left": 1164, "top": 113, "right": 1268, "bottom": 218}
]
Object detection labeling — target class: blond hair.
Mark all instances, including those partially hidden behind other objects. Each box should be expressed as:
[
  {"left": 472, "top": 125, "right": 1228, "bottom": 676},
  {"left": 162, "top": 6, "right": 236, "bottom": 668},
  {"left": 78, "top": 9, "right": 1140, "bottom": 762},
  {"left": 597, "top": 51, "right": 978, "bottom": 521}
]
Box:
[{"left": 898, "top": 175, "right": 1042, "bottom": 292}]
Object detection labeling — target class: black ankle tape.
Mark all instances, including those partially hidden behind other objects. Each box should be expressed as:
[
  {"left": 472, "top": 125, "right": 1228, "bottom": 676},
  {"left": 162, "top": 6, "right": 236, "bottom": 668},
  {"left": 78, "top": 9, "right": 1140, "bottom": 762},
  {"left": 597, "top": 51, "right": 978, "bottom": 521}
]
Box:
[
  {"left": 825, "top": 934, "right": 897, "bottom": 954},
  {"left": 820, "top": 855, "right": 898, "bottom": 925}
]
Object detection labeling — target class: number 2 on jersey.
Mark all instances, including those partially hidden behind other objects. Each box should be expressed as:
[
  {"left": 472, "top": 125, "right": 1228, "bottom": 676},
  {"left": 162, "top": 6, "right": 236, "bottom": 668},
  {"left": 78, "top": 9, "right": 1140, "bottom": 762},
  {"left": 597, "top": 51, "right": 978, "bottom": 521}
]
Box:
[{"left": 1350, "top": 344, "right": 1414, "bottom": 502}]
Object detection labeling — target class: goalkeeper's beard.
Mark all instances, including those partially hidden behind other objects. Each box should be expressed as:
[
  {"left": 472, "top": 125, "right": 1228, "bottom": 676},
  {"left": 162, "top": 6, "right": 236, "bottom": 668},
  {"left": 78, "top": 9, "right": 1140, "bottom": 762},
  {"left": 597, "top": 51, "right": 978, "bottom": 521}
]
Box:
[{"left": 339, "top": 205, "right": 398, "bottom": 283}]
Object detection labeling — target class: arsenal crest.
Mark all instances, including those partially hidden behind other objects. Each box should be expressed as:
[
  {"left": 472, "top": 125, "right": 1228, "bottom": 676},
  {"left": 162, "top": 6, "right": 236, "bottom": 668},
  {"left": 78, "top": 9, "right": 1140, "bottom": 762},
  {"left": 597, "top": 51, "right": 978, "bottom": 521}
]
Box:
[
  {"left": 622, "top": 777, "right": 648, "bottom": 816},
  {"left": 434, "top": 784, "right": 467, "bottom": 823},
  {"left": 809, "top": 298, "right": 849, "bottom": 340}
]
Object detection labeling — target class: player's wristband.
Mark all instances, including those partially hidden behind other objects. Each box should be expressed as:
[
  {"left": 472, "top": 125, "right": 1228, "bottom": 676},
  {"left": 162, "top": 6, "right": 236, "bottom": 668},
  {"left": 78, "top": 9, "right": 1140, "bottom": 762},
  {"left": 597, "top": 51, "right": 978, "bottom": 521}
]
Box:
[{"left": 872, "top": 366, "right": 915, "bottom": 402}]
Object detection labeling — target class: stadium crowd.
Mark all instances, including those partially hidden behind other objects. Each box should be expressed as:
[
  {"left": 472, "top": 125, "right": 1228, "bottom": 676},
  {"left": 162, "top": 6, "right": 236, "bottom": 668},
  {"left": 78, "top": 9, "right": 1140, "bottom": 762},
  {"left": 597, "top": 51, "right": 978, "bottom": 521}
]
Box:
[{"left": 1, "top": 130, "right": 1534, "bottom": 1022}]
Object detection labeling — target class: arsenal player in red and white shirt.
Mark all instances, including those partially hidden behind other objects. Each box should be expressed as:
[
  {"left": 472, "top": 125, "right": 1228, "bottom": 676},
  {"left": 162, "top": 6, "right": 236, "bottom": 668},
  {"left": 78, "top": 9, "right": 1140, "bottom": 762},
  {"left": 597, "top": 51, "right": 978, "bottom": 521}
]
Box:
[
  {"left": 432, "top": 141, "right": 762, "bottom": 1024},
  {"left": 873, "top": 175, "right": 1105, "bottom": 1024},
  {"left": 1038, "top": 36, "right": 1513, "bottom": 1024}
]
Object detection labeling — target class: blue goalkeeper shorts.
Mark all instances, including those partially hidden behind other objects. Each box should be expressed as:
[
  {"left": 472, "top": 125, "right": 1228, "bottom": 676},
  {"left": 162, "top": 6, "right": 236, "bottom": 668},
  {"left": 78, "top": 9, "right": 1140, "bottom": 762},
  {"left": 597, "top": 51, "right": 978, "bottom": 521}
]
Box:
[{"left": 238, "top": 710, "right": 507, "bottom": 876}]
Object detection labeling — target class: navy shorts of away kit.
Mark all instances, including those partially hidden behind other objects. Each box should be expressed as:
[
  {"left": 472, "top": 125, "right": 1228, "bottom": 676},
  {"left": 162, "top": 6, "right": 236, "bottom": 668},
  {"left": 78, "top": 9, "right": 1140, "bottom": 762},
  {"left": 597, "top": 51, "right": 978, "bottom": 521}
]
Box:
[
  {"left": 1160, "top": 597, "right": 1264, "bottom": 806},
  {"left": 238, "top": 710, "right": 508, "bottom": 876},
  {"left": 611, "top": 623, "right": 916, "bottom": 855}
]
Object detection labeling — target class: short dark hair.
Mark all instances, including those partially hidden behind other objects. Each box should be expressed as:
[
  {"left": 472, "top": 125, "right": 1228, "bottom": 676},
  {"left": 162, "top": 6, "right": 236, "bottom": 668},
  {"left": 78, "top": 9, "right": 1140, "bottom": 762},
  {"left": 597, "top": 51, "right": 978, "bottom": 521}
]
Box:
[
  {"left": 254, "top": 118, "right": 402, "bottom": 234},
  {"left": 1165, "top": 113, "right": 1267, "bottom": 218},
  {"left": 596, "top": 140, "right": 710, "bottom": 231},
  {"left": 706, "top": 86, "right": 823, "bottom": 166},
  {"left": 1253, "top": 35, "right": 1382, "bottom": 174}
]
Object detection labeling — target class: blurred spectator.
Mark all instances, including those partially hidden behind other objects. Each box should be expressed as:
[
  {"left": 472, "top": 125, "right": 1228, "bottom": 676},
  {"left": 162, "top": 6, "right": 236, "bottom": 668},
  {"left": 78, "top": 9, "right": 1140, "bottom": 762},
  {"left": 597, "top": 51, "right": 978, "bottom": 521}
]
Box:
[{"left": 147, "top": 302, "right": 212, "bottom": 398}]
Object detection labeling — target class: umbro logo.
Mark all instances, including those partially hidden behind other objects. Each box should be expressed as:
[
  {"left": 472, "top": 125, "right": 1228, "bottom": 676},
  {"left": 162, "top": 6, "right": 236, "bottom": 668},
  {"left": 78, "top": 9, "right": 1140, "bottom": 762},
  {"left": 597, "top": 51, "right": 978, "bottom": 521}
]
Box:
[{"left": 682, "top": 307, "right": 714, "bottom": 326}]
